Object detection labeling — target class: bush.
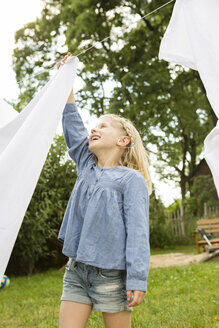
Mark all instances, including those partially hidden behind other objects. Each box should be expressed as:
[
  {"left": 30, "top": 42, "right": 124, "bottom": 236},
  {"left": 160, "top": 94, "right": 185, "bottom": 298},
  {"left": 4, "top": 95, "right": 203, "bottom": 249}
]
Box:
[
  {"left": 149, "top": 189, "right": 177, "bottom": 248},
  {"left": 150, "top": 218, "right": 177, "bottom": 248}
]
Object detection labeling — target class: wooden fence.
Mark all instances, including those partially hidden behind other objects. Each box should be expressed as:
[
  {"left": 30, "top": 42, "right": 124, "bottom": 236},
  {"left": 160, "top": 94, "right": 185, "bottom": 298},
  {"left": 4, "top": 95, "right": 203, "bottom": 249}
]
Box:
[
  {"left": 167, "top": 204, "right": 185, "bottom": 237},
  {"left": 166, "top": 203, "right": 219, "bottom": 237},
  {"left": 203, "top": 203, "right": 219, "bottom": 219}
]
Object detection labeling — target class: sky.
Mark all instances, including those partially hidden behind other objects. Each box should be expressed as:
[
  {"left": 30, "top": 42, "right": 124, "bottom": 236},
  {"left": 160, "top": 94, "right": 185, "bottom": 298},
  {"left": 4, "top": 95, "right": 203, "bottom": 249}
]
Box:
[{"left": 0, "top": 0, "right": 181, "bottom": 206}]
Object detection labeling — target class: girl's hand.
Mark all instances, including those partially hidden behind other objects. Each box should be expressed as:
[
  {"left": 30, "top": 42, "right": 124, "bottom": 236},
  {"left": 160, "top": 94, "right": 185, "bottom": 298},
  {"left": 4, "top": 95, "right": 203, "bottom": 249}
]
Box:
[
  {"left": 56, "top": 52, "right": 71, "bottom": 69},
  {"left": 127, "top": 290, "right": 145, "bottom": 307}
]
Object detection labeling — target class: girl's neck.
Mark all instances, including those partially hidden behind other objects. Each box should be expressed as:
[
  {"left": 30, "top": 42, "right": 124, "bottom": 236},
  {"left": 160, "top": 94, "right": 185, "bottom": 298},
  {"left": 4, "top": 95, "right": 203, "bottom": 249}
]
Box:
[
  {"left": 96, "top": 154, "right": 120, "bottom": 168},
  {"left": 97, "top": 160, "right": 120, "bottom": 168},
  {"left": 95, "top": 148, "right": 123, "bottom": 168}
]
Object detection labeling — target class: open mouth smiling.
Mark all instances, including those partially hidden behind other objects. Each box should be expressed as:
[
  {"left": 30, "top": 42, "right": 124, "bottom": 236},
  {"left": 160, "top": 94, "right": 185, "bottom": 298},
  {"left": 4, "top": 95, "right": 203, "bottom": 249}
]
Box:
[{"left": 90, "top": 134, "right": 101, "bottom": 141}]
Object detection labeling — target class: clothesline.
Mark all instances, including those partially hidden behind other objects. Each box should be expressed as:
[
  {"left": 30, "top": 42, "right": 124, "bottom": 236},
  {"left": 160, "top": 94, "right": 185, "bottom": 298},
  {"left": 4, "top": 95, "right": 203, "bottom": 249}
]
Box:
[
  {"left": 2, "top": 0, "right": 210, "bottom": 196},
  {"left": 75, "top": 0, "right": 175, "bottom": 57},
  {"left": 10, "top": 0, "right": 175, "bottom": 88}
]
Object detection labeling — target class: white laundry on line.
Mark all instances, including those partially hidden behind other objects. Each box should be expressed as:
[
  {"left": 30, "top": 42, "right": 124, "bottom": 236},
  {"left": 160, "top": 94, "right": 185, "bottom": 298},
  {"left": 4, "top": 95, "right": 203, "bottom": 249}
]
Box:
[
  {"left": 159, "top": 0, "right": 219, "bottom": 197},
  {"left": 0, "top": 56, "right": 79, "bottom": 282},
  {"left": 0, "top": 100, "right": 18, "bottom": 128}
]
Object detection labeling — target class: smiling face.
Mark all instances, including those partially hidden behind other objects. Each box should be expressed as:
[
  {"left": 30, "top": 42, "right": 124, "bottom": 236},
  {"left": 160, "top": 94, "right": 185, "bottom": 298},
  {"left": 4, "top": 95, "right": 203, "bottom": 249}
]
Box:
[{"left": 88, "top": 117, "right": 122, "bottom": 154}]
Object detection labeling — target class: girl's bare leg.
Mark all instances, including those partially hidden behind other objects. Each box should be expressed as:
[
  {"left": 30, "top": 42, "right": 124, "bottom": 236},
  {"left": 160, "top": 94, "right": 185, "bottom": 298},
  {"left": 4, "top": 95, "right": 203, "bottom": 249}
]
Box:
[
  {"left": 102, "top": 311, "right": 131, "bottom": 328},
  {"left": 59, "top": 301, "right": 93, "bottom": 328}
]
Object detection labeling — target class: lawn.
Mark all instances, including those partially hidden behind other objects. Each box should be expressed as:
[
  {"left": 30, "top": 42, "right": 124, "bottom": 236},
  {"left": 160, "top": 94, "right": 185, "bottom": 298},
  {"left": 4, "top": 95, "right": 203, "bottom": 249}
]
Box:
[
  {"left": 150, "top": 244, "right": 197, "bottom": 255},
  {"left": 0, "top": 257, "right": 218, "bottom": 327}
]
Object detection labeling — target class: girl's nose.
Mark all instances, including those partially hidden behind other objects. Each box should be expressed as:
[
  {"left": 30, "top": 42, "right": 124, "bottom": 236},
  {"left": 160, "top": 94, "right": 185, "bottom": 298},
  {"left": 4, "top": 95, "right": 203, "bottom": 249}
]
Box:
[{"left": 91, "top": 127, "right": 97, "bottom": 134}]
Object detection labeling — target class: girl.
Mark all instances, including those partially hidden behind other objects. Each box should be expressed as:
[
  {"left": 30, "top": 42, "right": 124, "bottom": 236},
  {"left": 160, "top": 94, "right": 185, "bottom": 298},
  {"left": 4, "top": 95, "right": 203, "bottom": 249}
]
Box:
[{"left": 57, "top": 53, "right": 152, "bottom": 328}]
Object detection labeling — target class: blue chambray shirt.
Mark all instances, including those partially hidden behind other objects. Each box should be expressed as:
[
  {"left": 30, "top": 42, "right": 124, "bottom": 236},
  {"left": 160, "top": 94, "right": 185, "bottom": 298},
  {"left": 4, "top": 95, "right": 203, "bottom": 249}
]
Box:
[{"left": 58, "top": 103, "right": 150, "bottom": 291}]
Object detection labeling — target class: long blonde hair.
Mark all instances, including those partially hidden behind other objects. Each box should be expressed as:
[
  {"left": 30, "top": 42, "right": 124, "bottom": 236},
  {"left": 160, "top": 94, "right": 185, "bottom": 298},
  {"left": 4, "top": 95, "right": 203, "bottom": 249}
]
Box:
[{"left": 100, "top": 113, "right": 152, "bottom": 195}]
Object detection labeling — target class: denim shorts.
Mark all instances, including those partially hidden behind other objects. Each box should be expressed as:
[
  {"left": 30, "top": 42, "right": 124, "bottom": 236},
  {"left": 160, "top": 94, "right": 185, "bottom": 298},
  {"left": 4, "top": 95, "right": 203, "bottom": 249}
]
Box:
[{"left": 61, "top": 258, "right": 133, "bottom": 313}]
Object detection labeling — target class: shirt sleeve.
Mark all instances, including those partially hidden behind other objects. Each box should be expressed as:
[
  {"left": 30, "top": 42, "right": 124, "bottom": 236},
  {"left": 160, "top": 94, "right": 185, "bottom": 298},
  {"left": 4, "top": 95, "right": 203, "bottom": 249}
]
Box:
[
  {"left": 62, "top": 102, "right": 94, "bottom": 173},
  {"left": 123, "top": 173, "right": 150, "bottom": 292}
]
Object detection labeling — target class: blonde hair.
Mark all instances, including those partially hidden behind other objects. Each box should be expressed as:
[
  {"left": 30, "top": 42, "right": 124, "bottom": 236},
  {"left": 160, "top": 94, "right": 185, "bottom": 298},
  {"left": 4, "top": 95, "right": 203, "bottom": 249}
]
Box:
[{"left": 100, "top": 113, "right": 152, "bottom": 195}]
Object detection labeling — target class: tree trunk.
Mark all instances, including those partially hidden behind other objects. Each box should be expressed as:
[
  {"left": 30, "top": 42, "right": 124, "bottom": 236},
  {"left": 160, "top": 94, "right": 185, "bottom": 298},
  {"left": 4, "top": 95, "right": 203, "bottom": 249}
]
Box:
[{"left": 180, "top": 173, "right": 187, "bottom": 201}]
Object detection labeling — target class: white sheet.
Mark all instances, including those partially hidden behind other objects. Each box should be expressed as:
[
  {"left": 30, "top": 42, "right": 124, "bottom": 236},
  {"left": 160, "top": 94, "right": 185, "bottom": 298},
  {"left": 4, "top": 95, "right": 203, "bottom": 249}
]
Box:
[
  {"left": 159, "top": 0, "right": 219, "bottom": 196},
  {"left": 0, "top": 100, "right": 19, "bottom": 128},
  {"left": 0, "top": 56, "right": 79, "bottom": 281}
]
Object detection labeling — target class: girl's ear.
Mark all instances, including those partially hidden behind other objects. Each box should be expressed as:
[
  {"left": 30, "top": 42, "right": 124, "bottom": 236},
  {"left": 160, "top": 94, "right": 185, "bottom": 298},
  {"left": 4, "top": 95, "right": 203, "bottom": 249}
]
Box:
[{"left": 117, "top": 136, "right": 131, "bottom": 147}]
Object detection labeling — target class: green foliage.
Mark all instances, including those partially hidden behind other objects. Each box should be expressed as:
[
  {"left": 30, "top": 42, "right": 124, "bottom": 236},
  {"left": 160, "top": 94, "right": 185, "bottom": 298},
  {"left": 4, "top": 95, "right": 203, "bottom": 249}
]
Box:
[
  {"left": 150, "top": 218, "right": 177, "bottom": 249},
  {"left": 167, "top": 175, "right": 219, "bottom": 219},
  {"left": 10, "top": 0, "right": 219, "bottom": 258},
  {"left": 6, "top": 135, "right": 77, "bottom": 276},
  {"left": 12, "top": 0, "right": 217, "bottom": 201},
  {"left": 149, "top": 190, "right": 176, "bottom": 248},
  {"left": 185, "top": 175, "right": 219, "bottom": 218}
]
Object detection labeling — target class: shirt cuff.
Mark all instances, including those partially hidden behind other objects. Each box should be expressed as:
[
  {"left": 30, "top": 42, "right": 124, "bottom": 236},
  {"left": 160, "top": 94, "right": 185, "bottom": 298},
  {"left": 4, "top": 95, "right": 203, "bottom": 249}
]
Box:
[{"left": 126, "top": 279, "right": 147, "bottom": 292}]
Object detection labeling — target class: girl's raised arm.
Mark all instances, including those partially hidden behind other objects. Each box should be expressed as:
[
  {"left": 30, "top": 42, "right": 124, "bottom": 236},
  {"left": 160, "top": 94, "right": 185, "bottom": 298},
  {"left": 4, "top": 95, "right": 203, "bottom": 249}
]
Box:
[
  {"left": 67, "top": 89, "right": 75, "bottom": 104},
  {"left": 62, "top": 98, "right": 94, "bottom": 174},
  {"left": 58, "top": 54, "right": 94, "bottom": 173}
]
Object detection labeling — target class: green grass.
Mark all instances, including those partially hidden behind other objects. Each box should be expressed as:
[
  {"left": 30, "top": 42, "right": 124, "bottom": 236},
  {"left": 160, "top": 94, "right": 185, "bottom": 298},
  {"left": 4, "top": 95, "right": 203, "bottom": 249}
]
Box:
[
  {"left": 150, "top": 245, "right": 197, "bottom": 255},
  {"left": 0, "top": 262, "right": 219, "bottom": 327}
]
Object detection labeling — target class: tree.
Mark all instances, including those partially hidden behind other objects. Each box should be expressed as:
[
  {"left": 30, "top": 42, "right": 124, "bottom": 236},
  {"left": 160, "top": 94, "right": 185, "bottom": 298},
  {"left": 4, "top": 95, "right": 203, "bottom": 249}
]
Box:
[
  {"left": 12, "top": 0, "right": 216, "bottom": 202},
  {"left": 185, "top": 175, "right": 219, "bottom": 218}
]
